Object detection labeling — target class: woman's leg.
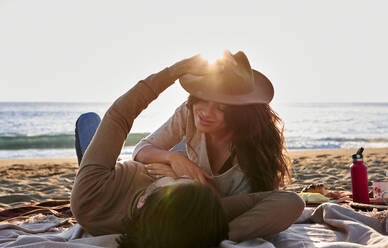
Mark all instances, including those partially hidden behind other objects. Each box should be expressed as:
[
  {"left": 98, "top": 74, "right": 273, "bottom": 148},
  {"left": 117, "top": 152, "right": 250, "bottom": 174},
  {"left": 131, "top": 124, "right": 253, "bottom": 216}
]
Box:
[{"left": 75, "top": 112, "right": 101, "bottom": 166}]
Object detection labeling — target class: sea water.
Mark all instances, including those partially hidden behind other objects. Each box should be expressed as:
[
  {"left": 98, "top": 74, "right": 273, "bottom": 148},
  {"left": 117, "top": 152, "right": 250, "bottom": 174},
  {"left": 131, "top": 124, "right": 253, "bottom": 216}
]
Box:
[{"left": 1, "top": 102, "right": 388, "bottom": 159}]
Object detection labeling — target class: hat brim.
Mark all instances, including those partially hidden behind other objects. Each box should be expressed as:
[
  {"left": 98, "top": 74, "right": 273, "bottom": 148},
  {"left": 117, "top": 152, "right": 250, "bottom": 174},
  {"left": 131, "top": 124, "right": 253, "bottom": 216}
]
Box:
[{"left": 179, "top": 69, "right": 274, "bottom": 105}]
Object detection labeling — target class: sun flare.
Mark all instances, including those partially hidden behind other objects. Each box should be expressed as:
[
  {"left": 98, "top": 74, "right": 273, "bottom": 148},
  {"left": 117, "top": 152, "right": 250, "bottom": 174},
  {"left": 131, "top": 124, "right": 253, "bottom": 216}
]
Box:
[{"left": 200, "top": 50, "right": 222, "bottom": 64}]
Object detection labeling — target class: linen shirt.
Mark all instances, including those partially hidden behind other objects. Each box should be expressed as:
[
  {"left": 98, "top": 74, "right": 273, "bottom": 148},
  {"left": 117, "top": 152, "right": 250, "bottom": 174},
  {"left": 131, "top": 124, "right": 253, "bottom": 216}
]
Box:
[{"left": 133, "top": 102, "right": 251, "bottom": 197}]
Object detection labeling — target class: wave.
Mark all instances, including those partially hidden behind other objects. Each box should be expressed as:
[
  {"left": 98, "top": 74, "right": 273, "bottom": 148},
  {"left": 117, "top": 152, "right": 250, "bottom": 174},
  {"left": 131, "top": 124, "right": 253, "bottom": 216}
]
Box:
[
  {"left": 316, "top": 137, "right": 388, "bottom": 143},
  {"left": 0, "top": 133, "right": 150, "bottom": 150},
  {"left": 286, "top": 136, "right": 388, "bottom": 150},
  {"left": 1, "top": 134, "right": 387, "bottom": 151}
]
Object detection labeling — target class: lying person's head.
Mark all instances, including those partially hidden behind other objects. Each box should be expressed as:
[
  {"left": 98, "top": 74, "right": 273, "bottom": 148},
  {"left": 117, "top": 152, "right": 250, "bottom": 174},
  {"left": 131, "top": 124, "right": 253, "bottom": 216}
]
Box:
[{"left": 117, "top": 183, "right": 229, "bottom": 248}]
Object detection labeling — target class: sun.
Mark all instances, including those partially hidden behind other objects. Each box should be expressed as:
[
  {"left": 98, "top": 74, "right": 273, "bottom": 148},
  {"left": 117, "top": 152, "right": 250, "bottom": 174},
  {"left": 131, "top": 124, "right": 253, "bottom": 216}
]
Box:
[{"left": 200, "top": 50, "right": 223, "bottom": 64}]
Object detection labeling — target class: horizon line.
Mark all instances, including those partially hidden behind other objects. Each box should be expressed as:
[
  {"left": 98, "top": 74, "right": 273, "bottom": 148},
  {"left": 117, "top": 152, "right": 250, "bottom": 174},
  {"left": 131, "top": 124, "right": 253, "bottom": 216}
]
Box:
[{"left": 1, "top": 100, "right": 388, "bottom": 104}]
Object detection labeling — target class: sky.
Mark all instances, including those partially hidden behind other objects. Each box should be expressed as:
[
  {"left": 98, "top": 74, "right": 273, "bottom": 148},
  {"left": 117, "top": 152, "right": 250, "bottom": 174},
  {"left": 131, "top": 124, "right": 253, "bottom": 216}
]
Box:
[{"left": 1, "top": 0, "right": 387, "bottom": 109}]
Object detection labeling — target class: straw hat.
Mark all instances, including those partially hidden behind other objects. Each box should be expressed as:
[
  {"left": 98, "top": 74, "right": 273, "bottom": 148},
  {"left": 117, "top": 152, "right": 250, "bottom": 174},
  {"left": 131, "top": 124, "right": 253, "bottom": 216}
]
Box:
[{"left": 179, "top": 50, "right": 274, "bottom": 105}]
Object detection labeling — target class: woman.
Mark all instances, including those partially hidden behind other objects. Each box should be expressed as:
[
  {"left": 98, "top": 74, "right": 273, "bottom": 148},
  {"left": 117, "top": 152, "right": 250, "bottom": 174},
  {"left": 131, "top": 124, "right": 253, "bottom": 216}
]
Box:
[
  {"left": 133, "top": 50, "right": 290, "bottom": 196},
  {"left": 71, "top": 53, "right": 304, "bottom": 248}
]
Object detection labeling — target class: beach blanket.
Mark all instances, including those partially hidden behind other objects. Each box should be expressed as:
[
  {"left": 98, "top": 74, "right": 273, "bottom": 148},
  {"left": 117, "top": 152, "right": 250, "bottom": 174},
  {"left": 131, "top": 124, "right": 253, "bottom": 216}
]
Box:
[
  {"left": 1, "top": 203, "right": 387, "bottom": 248},
  {"left": 0, "top": 200, "right": 73, "bottom": 222}
]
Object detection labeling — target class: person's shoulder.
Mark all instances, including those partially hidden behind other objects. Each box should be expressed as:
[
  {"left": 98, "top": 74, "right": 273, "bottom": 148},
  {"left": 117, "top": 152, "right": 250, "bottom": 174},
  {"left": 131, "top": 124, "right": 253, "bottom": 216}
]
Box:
[
  {"left": 171, "top": 101, "right": 190, "bottom": 119},
  {"left": 175, "top": 100, "right": 189, "bottom": 112}
]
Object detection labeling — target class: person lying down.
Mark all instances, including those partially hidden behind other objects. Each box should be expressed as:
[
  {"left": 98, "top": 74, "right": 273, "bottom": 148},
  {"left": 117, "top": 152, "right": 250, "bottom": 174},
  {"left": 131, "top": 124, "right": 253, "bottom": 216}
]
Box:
[{"left": 70, "top": 52, "right": 305, "bottom": 248}]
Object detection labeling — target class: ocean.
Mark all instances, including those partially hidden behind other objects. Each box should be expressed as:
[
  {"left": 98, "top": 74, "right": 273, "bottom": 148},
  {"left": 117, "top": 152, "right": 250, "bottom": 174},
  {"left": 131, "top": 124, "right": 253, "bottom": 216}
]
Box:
[{"left": 1, "top": 102, "right": 388, "bottom": 159}]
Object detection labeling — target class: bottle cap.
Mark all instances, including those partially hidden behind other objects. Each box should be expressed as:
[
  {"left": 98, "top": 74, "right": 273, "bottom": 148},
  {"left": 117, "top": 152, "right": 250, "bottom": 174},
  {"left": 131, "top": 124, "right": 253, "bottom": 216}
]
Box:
[{"left": 352, "top": 147, "right": 364, "bottom": 161}]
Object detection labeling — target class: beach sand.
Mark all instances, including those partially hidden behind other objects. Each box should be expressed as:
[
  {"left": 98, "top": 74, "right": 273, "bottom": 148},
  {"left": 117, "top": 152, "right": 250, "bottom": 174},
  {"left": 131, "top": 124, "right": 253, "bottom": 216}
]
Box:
[{"left": 0, "top": 148, "right": 387, "bottom": 210}]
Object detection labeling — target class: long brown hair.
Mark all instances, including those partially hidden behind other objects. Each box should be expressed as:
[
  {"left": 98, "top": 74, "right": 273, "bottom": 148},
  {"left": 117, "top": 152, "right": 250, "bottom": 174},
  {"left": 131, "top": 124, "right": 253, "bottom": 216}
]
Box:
[{"left": 187, "top": 95, "right": 291, "bottom": 192}]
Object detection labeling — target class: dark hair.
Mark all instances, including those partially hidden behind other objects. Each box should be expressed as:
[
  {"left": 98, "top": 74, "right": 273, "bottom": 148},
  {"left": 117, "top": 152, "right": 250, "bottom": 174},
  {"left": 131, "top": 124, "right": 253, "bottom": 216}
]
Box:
[
  {"left": 117, "top": 183, "right": 229, "bottom": 248},
  {"left": 187, "top": 95, "right": 291, "bottom": 192}
]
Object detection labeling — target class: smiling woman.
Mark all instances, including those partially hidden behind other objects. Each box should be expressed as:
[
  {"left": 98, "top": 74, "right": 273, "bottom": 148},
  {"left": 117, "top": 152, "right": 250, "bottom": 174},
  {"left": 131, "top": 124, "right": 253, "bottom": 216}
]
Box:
[{"left": 133, "top": 50, "right": 290, "bottom": 195}]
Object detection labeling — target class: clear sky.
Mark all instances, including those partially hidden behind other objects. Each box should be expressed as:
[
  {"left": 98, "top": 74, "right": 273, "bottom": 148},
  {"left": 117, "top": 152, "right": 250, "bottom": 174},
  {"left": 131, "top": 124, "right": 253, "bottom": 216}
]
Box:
[{"left": 1, "top": 0, "right": 387, "bottom": 108}]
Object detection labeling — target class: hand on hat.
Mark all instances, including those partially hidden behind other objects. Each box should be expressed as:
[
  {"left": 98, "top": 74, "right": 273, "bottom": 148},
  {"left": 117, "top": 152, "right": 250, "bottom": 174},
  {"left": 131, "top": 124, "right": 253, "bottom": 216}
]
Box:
[{"left": 170, "top": 54, "right": 224, "bottom": 79}]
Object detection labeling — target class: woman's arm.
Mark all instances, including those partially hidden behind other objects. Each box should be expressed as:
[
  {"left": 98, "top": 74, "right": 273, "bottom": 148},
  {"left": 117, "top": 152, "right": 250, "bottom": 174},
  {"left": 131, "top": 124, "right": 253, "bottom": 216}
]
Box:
[
  {"left": 133, "top": 104, "right": 213, "bottom": 184},
  {"left": 132, "top": 105, "right": 200, "bottom": 180},
  {"left": 133, "top": 103, "right": 188, "bottom": 164},
  {"left": 138, "top": 145, "right": 212, "bottom": 185}
]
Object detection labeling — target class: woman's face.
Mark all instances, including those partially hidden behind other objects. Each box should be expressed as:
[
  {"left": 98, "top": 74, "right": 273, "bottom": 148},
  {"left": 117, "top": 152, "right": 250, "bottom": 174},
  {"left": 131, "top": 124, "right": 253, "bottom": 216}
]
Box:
[{"left": 192, "top": 99, "right": 229, "bottom": 134}]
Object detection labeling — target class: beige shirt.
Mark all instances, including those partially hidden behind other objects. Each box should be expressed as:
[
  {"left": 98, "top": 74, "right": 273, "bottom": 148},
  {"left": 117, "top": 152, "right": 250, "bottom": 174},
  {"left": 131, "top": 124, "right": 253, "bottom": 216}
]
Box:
[{"left": 133, "top": 103, "right": 251, "bottom": 197}]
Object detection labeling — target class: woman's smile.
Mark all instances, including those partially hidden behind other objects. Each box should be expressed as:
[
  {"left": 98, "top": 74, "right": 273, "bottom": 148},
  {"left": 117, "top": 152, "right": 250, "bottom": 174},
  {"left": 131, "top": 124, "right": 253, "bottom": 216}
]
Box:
[
  {"left": 198, "top": 114, "right": 215, "bottom": 126},
  {"left": 192, "top": 100, "right": 229, "bottom": 134}
]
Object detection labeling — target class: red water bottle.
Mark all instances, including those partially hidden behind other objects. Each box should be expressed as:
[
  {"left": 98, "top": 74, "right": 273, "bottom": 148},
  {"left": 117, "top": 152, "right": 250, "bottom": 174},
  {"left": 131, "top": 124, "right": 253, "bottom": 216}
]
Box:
[{"left": 350, "top": 147, "right": 370, "bottom": 204}]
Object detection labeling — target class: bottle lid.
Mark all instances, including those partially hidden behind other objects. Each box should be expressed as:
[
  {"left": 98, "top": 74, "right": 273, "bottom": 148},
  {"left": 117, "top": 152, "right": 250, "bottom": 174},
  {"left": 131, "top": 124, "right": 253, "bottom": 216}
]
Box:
[{"left": 352, "top": 147, "right": 364, "bottom": 160}]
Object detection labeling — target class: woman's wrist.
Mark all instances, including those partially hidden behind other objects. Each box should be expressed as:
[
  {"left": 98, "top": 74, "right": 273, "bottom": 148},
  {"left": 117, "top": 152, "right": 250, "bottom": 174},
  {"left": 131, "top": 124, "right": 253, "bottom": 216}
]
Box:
[{"left": 166, "top": 151, "right": 183, "bottom": 164}]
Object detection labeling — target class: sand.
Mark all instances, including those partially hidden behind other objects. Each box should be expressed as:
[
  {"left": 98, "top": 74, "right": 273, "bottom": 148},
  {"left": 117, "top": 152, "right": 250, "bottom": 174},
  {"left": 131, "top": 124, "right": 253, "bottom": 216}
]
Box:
[
  {"left": 288, "top": 147, "right": 388, "bottom": 192},
  {"left": 0, "top": 148, "right": 387, "bottom": 210},
  {"left": 0, "top": 158, "right": 78, "bottom": 210}
]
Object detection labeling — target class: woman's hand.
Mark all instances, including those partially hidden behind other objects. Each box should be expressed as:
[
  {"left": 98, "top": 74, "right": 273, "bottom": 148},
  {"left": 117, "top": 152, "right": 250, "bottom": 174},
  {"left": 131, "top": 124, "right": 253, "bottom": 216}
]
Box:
[
  {"left": 143, "top": 151, "right": 218, "bottom": 195},
  {"left": 168, "top": 152, "right": 213, "bottom": 185},
  {"left": 145, "top": 163, "right": 178, "bottom": 179},
  {"left": 169, "top": 55, "right": 224, "bottom": 78}
]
